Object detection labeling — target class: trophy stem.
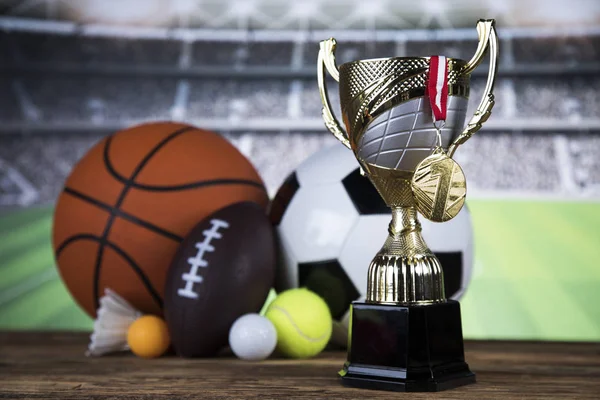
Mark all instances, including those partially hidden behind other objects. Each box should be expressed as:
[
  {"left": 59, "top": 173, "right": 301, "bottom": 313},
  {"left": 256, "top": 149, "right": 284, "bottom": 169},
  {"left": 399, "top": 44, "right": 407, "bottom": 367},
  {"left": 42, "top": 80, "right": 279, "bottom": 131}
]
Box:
[
  {"left": 343, "top": 209, "right": 474, "bottom": 392},
  {"left": 366, "top": 206, "right": 446, "bottom": 305}
]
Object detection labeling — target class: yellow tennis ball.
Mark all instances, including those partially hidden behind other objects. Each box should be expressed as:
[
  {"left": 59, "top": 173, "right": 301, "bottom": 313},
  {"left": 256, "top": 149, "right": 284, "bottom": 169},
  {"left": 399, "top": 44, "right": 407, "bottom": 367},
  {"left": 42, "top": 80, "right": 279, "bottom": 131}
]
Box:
[
  {"left": 127, "top": 315, "right": 170, "bottom": 359},
  {"left": 265, "top": 288, "right": 332, "bottom": 359}
]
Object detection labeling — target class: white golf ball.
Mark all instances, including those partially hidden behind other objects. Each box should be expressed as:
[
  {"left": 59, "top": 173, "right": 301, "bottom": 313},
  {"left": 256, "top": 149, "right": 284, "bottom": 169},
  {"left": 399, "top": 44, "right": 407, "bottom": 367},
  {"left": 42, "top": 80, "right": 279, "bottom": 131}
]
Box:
[{"left": 228, "top": 313, "right": 277, "bottom": 361}]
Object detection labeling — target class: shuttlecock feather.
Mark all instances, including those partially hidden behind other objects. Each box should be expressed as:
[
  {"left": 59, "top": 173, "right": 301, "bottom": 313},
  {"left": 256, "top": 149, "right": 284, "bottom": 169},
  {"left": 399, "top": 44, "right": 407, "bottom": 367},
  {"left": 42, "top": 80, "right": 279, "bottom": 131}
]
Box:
[{"left": 86, "top": 288, "right": 142, "bottom": 356}]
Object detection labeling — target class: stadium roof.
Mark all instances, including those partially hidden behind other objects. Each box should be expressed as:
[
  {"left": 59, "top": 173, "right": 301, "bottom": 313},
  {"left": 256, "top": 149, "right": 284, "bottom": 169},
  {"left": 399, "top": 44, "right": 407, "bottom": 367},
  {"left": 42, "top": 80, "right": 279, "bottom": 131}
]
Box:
[{"left": 0, "top": 0, "right": 598, "bottom": 30}]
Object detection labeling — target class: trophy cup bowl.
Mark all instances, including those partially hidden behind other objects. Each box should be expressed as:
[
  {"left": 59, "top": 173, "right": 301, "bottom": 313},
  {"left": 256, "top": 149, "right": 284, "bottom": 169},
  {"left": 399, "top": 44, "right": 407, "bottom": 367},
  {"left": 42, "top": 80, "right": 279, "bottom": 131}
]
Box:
[{"left": 318, "top": 19, "right": 498, "bottom": 391}]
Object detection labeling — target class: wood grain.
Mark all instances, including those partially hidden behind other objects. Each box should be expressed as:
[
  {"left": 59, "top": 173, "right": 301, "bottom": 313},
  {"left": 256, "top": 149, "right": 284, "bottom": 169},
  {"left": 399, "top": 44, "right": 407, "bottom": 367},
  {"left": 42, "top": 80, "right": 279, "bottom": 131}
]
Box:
[{"left": 1, "top": 332, "right": 600, "bottom": 399}]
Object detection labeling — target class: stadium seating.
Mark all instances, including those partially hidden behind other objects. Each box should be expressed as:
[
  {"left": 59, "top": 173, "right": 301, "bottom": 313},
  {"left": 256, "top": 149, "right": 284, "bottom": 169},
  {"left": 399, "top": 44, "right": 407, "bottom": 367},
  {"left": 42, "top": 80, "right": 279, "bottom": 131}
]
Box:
[{"left": 0, "top": 27, "right": 599, "bottom": 207}]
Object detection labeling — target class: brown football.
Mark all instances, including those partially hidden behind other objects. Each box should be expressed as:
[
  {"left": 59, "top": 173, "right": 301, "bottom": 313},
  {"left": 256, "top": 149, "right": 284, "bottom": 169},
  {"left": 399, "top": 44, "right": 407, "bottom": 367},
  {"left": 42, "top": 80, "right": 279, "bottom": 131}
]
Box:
[{"left": 164, "top": 202, "right": 275, "bottom": 357}]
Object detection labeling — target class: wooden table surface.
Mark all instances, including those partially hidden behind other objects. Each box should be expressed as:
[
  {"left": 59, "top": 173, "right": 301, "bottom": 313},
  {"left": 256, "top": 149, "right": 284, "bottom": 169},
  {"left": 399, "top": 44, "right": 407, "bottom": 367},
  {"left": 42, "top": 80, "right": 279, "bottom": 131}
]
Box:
[{"left": 1, "top": 332, "right": 600, "bottom": 399}]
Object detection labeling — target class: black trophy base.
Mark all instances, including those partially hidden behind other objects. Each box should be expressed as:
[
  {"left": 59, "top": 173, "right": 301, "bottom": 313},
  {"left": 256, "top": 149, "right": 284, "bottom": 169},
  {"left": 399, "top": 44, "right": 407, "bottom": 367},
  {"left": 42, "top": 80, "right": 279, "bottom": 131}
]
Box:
[{"left": 340, "top": 300, "right": 475, "bottom": 392}]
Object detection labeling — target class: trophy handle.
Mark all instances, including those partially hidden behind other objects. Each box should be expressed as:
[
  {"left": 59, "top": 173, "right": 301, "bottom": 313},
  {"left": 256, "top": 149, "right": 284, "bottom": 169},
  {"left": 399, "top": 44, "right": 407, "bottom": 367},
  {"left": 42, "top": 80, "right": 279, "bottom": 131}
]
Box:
[
  {"left": 318, "top": 38, "right": 351, "bottom": 149},
  {"left": 447, "top": 19, "right": 499, "bottom": 158}
]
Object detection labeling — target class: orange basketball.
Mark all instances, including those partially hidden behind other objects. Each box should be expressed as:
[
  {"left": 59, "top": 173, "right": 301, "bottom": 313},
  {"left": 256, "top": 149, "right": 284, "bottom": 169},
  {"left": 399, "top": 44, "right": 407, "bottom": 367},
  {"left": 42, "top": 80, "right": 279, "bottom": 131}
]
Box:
[{"left": 52, "top": 122, "right": 268, "bottom": 318}]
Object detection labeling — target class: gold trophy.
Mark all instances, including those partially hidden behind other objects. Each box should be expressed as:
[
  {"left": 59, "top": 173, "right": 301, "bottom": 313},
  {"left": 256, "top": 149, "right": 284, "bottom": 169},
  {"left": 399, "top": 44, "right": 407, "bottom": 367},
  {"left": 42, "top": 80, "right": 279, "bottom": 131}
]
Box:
[{"left": 318, "top": 19, "right": 498, "bottom": 391}]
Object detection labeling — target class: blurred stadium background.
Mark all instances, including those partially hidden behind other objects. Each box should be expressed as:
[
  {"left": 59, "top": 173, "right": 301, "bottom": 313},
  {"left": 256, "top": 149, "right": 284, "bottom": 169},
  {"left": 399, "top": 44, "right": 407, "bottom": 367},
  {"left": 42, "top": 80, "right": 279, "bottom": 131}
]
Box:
[{"left": 0, "top": 0, "right": 599, "bottom": 340}]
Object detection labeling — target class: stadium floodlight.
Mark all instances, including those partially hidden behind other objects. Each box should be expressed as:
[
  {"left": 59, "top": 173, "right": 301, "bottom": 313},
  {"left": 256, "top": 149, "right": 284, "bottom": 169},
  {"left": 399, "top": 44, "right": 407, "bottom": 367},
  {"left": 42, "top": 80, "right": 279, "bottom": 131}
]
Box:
[
  {"left": 229, "top": 0, "right": 257, "bottom": 17},
  {"left": 171, "top": 0, "right": 199, "bottom": 14},
  {"left": 418, "top": 0, "right": 453, "bottom": 29},
  {"left": 290, "top": 0, "right": 321, "bottom": 18},
  {"left": 170, "top": 0, "right": 202, "bottom": 27},
  {"left": 265, "top": 0, "right": 323, "bottom": 30},
  {"left": 338, "top": 0, "right": 411, "bottom": 30},
  {"left": 357, "top": 0, "right": 387, "bottom": 17},
  {"left": 221, "top": 0, "right": 263, "bottom": 29},
  {"left": 66, "top": 0, "right": 166, "bottom": 25}
]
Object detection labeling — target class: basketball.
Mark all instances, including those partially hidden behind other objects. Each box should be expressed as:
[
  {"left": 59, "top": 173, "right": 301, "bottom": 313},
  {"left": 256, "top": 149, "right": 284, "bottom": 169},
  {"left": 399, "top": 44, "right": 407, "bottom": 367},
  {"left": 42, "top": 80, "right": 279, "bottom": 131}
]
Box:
[{"left": 52, "top": 122, "right": 268, "bottom": 318}]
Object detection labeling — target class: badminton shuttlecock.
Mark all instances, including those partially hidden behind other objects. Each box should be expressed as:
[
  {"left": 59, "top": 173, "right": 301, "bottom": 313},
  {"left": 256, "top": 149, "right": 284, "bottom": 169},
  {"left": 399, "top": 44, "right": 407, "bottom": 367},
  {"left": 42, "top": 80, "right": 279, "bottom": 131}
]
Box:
[{"left": 86, "top": 288, "right": 142, "bottom": 356}]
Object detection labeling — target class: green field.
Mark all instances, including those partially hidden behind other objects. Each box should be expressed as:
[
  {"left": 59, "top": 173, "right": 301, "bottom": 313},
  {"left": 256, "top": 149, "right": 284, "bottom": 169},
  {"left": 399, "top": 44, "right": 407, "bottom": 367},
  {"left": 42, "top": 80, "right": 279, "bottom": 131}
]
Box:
[{"left": 1, "top": 200, "right": 599, "bottom": 341}]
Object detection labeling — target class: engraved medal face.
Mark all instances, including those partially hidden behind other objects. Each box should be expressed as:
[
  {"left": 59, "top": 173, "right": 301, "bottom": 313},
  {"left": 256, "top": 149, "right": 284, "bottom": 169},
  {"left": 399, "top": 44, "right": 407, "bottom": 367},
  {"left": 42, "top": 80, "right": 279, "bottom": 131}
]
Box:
[{"left": 411, "top": 152, "right": 466, "bottom": 222}]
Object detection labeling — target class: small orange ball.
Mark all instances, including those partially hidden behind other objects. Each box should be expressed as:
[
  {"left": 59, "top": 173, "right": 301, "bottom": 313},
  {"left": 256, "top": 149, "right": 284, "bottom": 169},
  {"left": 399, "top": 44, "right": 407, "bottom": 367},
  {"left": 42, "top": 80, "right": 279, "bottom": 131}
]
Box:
[{"left": 127, "top": 315, "right": 170, "bottom": 358}]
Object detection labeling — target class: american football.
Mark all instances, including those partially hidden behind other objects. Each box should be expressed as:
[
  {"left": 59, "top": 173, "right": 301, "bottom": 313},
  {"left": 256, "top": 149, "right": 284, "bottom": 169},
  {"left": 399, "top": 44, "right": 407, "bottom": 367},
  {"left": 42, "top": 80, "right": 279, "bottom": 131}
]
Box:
[{"left": 164, "top": 202, "right": 275, "bottom": 357}]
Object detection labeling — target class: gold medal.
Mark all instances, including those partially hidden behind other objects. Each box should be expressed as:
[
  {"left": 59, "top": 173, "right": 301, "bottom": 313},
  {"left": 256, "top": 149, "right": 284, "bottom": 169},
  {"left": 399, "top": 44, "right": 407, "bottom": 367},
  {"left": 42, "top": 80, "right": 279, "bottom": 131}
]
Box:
[
  {"left": 411, "top": 56, "right": 467, "bottom": 223},
  {"left": 412, "top": 146, "right": 466, "bottom": 223}
]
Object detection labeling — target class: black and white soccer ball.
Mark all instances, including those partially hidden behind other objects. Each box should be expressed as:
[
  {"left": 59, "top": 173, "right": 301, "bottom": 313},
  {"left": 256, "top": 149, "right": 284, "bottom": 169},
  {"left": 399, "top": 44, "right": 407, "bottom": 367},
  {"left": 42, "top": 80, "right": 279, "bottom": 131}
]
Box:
[{"left": 269, "top": 145, "right": 474, "bottom": 346}]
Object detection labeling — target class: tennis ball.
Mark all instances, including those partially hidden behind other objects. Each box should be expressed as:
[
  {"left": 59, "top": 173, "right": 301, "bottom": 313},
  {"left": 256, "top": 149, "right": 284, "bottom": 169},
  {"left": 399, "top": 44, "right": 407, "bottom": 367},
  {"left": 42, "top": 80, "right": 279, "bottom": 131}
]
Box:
[
  {"left": 265, "top": 288, "right": 332, "bottom": 359},
  {"left": 127, "top": 315, "right": 170, "bottom": 358}
]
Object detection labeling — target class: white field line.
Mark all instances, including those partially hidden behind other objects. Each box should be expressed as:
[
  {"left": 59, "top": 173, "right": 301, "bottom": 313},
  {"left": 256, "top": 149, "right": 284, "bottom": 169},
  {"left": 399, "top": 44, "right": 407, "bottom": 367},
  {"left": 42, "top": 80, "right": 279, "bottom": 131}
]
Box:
[{"left": 0, "top": 267, "right": 58, "bottom": 307}]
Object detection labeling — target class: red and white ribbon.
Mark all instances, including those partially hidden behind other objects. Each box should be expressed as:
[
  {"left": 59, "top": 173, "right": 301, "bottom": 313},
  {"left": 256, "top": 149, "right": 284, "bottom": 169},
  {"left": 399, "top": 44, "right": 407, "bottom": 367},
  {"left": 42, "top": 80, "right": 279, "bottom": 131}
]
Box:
[{"left": 427, "top": 56, "right": 449, "bottom": 127}]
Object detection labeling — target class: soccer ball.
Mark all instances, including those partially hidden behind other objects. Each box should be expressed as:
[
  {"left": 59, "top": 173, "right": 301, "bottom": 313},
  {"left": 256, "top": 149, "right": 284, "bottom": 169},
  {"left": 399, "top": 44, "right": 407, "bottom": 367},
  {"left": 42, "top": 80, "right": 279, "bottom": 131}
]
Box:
[{"left": 269, "top": 145, "right": 474, "bottom": 346}]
